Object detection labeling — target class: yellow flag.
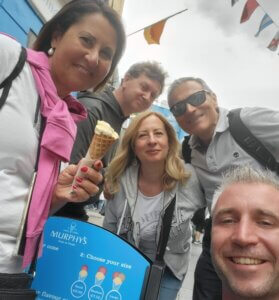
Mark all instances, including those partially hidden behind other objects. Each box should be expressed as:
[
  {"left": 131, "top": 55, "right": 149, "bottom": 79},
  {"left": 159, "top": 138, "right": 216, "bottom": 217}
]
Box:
[{"left": 143, "top": 19, "right": 167, "bottom": 45}]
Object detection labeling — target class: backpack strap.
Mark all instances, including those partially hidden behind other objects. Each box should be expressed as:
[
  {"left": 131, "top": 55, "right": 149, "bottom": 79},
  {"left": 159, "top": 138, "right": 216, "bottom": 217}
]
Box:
[
  {"left": 156, "top": 195, "right": 176, "bottom": 261},
  {"left": 144, "top": 196, "right": 176, "bottom": 300},
  {"left": 0, "top": 46, "right": 27, "bottom": 110},
  {"left": 182, "top": 135, "right": 192, "bottom": 163},
  {"left": 228, "top": 108, "right": 279, "bottom": 175}
]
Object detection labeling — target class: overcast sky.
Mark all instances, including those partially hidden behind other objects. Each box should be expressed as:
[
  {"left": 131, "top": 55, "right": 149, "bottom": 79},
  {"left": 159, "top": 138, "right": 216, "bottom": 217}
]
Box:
[{"left": 118, "top": 0, "right": 279, "bottom": 110}]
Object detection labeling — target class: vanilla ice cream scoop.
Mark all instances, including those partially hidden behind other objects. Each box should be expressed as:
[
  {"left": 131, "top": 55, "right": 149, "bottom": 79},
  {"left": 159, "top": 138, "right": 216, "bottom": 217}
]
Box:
[
  {"left": 94, "top": 121, "right": 119, "bottom": 138},
  {"left": 87, "top": 121, "right": 119, "bottom": 160}
]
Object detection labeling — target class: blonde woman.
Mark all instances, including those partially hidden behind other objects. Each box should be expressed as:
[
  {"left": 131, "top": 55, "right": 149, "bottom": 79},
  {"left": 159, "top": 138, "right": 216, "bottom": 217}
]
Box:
[{"left": 103, "top": 111, "right": 205, "bottom": 299}]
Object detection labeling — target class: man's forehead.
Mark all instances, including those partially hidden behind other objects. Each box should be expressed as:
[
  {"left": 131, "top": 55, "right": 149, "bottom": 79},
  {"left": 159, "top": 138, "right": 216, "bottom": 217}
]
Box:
[
  {"left": 214, "top": 183, "right": 279, "bottom": 216},
  {"left": 125, "top": 73, "right": 161, "bottom": 91},
  {"left": 170, "top": 81, "right": 202, "bottom": 102},
  {"left": 139, "top": 73, "right": 158, "bottom": 84},
  {"left": 140, "top": 74, "right": 161, "bottom": 92}
]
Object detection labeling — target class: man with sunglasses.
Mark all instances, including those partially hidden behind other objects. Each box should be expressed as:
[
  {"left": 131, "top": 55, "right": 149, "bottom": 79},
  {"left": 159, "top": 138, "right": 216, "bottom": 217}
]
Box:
[{"left": 167, "top": 77, "right": 279, "bottom": 300}]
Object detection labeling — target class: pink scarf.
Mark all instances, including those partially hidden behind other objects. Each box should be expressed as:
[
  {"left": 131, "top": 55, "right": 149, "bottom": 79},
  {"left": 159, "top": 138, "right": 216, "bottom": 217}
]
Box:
[{"left": 22, "top": 49, "right": 87, "bottom": 268}]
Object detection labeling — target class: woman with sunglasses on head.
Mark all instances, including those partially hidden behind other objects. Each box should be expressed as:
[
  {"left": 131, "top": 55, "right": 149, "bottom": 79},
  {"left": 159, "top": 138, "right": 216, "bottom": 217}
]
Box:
[
  {"left": 167, "top": 77, "right": 279, "bottom": 300},
  {"left": 103, "top": 111, "right": 205, "bottom": 300},
  {"left": 0, "top": 0, "right": 125, "bottom": 275}
]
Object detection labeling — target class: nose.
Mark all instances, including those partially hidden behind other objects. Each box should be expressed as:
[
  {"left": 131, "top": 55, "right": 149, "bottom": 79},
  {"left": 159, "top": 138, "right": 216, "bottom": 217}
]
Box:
[
  {"left": 186, "top": 103, "right": 197, "bottom": 113},
  {"left": 143, "top": 91, "right": 153, "bottom": 103},
  {"left": 85, "top": 48, "right": 99, "bottom": 68},
  {"left": 147, "top": 133, "right": 156, "bottom": 144},
  {"left": 231, "top": 218, "right": 259, "bottom": 247}
]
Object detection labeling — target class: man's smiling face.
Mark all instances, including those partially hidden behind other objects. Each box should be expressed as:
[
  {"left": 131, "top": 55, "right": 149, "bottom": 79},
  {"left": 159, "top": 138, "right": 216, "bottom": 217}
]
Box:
[
  {"left": 211, "top": 182, "right": 279, "bottom": 300},
  {"left": 168, "top": 80, "right": 219, "bottom": 145}
]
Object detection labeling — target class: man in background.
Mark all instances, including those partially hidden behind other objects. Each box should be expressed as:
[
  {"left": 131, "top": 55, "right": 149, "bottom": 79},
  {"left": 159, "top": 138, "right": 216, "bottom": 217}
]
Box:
[{"left": 56, "top": 61, "right": 167, "bottom": 220}]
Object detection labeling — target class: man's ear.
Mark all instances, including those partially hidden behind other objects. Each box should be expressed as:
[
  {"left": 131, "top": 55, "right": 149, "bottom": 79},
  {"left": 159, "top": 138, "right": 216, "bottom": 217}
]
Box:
[
  {"left": 211, "top": 92, "right": 218, "bottom": 104},
  {"left": 168, "top": 97, "right": 174, "bottom": 108},
  {"left": 121, "top": 74, "right": 132, "bottom": 87},
  {"left": 210, "top": 93, "right": 219, "bottom": 112}
]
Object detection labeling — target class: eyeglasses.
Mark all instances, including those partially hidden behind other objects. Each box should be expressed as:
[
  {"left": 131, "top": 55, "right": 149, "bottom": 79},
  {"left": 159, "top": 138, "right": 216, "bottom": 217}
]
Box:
[{"left": 170, "top": 90, "right": 209, "bottom": 117}]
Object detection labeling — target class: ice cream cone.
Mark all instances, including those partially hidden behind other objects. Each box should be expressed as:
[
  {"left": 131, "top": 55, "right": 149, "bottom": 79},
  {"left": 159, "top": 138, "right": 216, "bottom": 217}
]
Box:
[
  {"left": 71, "top": 121, "right": 118, "bottom": 194},
  {"left": 88, "top": 133, "right": 117, "bottom": 160},
  {"left": 86, "top": 120, "right": 119, "bottom": 160}
]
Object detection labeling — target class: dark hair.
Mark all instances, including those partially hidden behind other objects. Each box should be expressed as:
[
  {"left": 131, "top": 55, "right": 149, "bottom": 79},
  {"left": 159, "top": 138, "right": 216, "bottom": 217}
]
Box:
[
  {"left": 167, "top": 77, "right": 213, "bottom": 104},
  {"left": 33, "top": 0, "right": 126, "bottom": 90},
  {"left": 125, "top": 61, "right": 167, "bottom": 95}
]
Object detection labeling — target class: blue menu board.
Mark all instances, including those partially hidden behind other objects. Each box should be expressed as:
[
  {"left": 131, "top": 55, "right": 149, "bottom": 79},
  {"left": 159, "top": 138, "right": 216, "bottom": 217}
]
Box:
[{"left": 31, "top": 217, "right": 151, "bottom": 300}]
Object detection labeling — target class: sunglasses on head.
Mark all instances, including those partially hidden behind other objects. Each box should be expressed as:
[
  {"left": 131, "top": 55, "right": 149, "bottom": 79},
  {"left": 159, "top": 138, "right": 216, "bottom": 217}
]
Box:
[{"left": 170, "top": 90, "right": 209, "bottom": 117}]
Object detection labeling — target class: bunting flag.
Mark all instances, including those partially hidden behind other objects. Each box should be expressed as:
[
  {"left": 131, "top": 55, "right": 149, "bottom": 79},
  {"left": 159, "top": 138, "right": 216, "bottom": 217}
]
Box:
[
  {"left": 143, "top": 19, "right": 167, "bottom": 44},
  {"left": 255, "top": 14, "right": 273, "bottom": 37},
  {"left": 240, "top": 0, "right": 259, "bottom": 23},
  {"left": 231, "top": 0, "right": 239, "bottom": 6},
  {"left": 127, "top": 8, "right": 187, "bottom": 46},
  {"left": 267, "top": 31, "right": 279, "bottom": 51},
  {"left": 231, "top": 0, "right": 279, "bottom": 54}
]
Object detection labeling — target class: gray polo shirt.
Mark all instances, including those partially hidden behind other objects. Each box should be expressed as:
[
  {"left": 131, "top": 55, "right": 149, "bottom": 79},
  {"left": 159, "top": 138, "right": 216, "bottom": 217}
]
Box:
[{"left": 189, "top": 107, "right": 279, "bottom": 210}]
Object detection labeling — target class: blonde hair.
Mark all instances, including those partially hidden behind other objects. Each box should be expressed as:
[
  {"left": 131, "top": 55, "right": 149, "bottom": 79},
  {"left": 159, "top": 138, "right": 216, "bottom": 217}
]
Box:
[{"left": 106, "top": 111, "right": 190, "bottom": 193}]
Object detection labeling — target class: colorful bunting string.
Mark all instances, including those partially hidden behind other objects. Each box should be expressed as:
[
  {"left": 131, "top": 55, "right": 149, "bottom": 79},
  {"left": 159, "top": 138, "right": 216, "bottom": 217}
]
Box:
[
  {"left": 130, "top": 1, "right": 278, "bottom": 54},
  {"left": 232, "top": 0, "right": 279, "bottom": 53}
]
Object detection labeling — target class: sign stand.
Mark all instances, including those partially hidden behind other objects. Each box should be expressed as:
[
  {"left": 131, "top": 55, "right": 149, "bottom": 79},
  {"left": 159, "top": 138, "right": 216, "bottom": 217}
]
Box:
[{"left": 32, "top": 217, "right": 152, "bottom": 300}]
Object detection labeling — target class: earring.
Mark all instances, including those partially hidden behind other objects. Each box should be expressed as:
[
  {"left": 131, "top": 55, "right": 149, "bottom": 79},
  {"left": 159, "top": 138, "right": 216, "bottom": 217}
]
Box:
[{"left": 48, "top": 47, "right": 54, "bottom": 56}]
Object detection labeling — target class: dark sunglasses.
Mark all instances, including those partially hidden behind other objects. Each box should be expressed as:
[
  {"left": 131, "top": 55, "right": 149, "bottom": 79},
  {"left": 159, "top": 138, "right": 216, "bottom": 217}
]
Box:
[{"left": 170, "top": 90, "right": 209, "bottom": 117}]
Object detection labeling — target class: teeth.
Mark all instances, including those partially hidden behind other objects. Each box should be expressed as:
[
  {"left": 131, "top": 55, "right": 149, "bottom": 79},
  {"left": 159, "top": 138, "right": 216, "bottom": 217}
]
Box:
[
  {"left": 232, "top": 257, "right": 263, "bottom": 265},
  {"left": 78, "top": 65, "right": 89, "bottom": 74}
]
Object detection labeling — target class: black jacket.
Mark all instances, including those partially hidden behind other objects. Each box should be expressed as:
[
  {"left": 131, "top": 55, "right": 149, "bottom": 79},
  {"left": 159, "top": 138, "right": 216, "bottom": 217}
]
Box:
[{"left": 71, "top": 87, "right": 126, "bottom": 165}]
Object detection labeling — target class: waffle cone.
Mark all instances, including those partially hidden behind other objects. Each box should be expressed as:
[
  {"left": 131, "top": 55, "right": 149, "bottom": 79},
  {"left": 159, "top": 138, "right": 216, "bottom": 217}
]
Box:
[{"left": 88, "top": 134, "right": 117, "bottom": 159}]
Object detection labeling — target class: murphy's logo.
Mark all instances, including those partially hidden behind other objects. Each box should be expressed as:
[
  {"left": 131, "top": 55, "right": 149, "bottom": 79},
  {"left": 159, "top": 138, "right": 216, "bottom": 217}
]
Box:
[{"left": 50, "top": 222, "right": 87, "bottom": 246}]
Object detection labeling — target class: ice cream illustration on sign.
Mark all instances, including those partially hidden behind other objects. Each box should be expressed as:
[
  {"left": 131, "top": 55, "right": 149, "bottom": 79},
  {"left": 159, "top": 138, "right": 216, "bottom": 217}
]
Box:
[
  {"left": 105, "top": 272, "right": 126, "bottom": 300},
  {"left": 112, "top": 272, "right": 125, "bottom": 291},
  {"left": 95, "top": 266, "right": 107, "bottom": 286},
  {"left": 71, "top": 121, "right": 119, "bottom": 193},
  {"left": 79, "top": 265, "right": 88, "bottom": 281},
  {"left": 88, "top": 266, "right": 107, "bottom": 300},
  {"left": 71, "top": 265, "right": 88, "bottom": 298}
]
